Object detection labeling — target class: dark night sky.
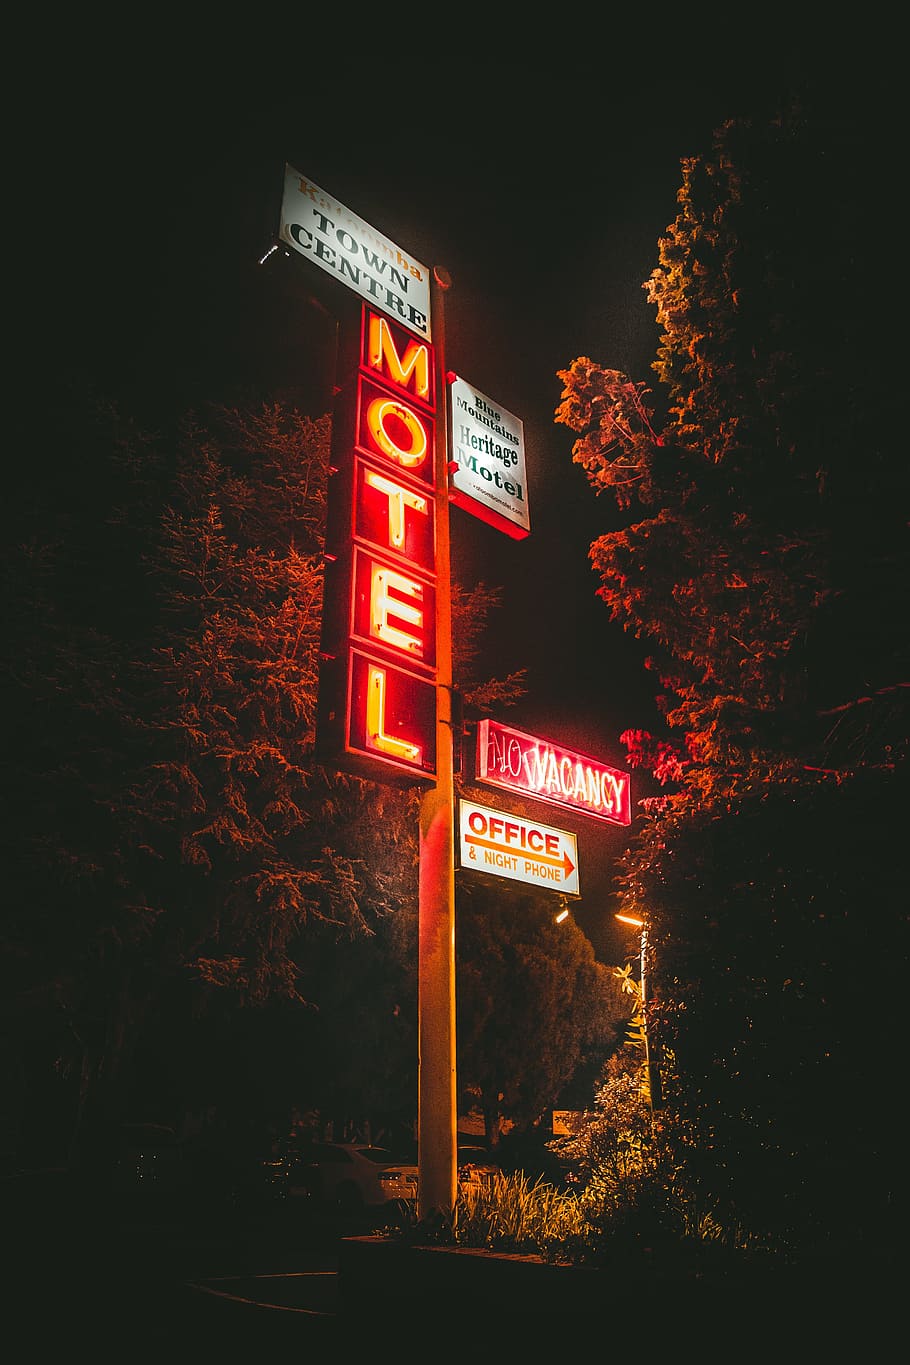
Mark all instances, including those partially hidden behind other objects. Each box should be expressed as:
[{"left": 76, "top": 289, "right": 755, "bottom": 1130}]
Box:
[{"left": 10, "top": 23, "right": 894, "bottom": 949}]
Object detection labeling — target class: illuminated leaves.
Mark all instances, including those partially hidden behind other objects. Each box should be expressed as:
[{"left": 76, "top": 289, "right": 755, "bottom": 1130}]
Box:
[
  {"left": 122, "top": 402, "right": 426, "bottom": 1006},
  {"left": 556, "top": 103, "right": 906, "bottom": 1251},
  {"left": 554, "top": 359, "right": 660, "bottom": 510},
  {"left": 619, "top": 730, "right": 688, "bottom": 786}
]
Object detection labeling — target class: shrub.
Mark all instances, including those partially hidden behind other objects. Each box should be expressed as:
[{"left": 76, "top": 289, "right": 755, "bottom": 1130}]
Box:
[
  {"left": 453, "top": 1170, "right": 588, "bottom": 1257},
  {"left": 388, "top": 1054, "right": 786, "bottom": 1267}
]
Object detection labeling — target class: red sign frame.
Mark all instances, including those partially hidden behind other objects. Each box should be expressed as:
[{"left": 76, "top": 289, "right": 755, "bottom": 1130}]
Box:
[
  {"left": 475, "top": 719, "right": 631, "bottom": 826},
  {"left": 317, "top": 304, "right": 438, "bottom": 785}
]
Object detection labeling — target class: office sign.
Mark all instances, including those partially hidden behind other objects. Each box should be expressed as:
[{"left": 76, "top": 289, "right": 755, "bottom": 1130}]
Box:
[
  {"left": 448, "top": 376, "right": 529, "bottom": 539},
  {"left": 476, "top": 719, "right": 631, "bottom": 826},
  {"left": 458, "top": 799, "right": 579, "bottom": 895},
  {"left": 316, "top": 306, "right": 438, "bottom": 784},
  {"left": 280, "top": 166, "right": 432, "bottom": 339}
]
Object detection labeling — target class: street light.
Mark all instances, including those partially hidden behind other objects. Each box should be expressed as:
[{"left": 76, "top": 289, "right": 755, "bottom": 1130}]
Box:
[{"left": 615, "top": 913, "right": 654, "bottom": 1115}]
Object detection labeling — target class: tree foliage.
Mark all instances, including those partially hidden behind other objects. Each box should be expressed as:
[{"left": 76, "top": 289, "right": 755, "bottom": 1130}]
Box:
[
  {"left": 554, "top": 102, "right": 907, "bottom": 1255},
  {"left": 2, "top": 398, "right": 426, "bottom": 1159},
  {"left": 130, "top": 403, "right": 419, "bottom": 1002},
  {"left": 1, "top": 389, "right": 590, "bottom": 1167},
  {"left": 455, "top": 879, "right": 629, "bottom": 1142}
]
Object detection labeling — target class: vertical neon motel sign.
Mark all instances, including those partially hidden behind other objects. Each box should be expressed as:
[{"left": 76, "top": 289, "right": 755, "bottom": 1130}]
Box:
[{"left": 317, "top": 306, "right": 438, "bottom": 783}]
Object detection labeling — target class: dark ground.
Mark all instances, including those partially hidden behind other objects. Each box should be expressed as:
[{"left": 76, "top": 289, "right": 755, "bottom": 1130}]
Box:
[{"left": 5, "top": 1167, "right": 901, "bottom": 1353}]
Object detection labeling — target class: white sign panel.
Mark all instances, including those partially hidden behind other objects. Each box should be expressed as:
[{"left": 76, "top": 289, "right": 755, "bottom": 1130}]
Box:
[
  {"left": 280, "top": 165, "right": 432, "bottom": 339},
  {"left": 449, "top": 377, "right": 530, "bottom": 539},
  {"left": 458, "top": 799, "right": 579, "bottom": 895}
]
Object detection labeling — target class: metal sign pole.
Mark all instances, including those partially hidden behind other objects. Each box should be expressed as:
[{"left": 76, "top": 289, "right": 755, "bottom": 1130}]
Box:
[{"left": 417, "top": 264, "right": 457, "bottom": 1220}]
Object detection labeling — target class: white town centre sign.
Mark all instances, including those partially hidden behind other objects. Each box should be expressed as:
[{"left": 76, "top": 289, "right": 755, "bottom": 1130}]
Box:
[
  {"left": 280, "top": 165, "right": 432, "bottom": 339},
  {"left": 458, "top": 798, "right": 579, "bottom": 895}
]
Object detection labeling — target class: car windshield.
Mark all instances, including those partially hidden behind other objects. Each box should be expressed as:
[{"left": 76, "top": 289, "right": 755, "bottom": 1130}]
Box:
[{"left": 357, "top": 1147, "right": 398, "bottom": 1165}]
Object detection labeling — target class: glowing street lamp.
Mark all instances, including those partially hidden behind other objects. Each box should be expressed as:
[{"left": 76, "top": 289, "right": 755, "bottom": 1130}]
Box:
[{"left": 615, "top": 913, "right": 654, "bottom": 1114}]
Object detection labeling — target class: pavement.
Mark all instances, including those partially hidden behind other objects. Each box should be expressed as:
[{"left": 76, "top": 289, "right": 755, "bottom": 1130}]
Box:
[
  {"left": 6, "top": 1180, "right": 902, "bottom": 1351},
  {"left": 7, "top": 1181, "right": 359, "bottom": 1349},
  {"left": 15, "top": 1231, "right": 900, "bottom": 1355}
]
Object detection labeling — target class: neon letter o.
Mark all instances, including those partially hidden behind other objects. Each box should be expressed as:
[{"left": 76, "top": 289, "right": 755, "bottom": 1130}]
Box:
[{"left": 367, "top": 398, "right": 428, "bottom": 468}]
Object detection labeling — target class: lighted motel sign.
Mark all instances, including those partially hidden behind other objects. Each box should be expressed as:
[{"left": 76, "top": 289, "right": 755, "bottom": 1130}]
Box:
[
  {"left": 316, "top": 305, "right": 439, "bottom": 785},
  {"left": 476, "top": 719, "right": 631, "bottom": 827}
]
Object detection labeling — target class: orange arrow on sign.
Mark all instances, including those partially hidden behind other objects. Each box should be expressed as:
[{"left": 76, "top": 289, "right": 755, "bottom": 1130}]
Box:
[{"left": 464, "top": 832, "right": 576, "bottom": 880}]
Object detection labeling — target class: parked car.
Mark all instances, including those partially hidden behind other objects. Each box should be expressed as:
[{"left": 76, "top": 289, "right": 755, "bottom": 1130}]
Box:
[
  {"left": 289, "top": 1142, "right": 418, "bottom": 1212},
  {"left": 91, "top": 1121, "right": 198, "bottom": 1219},
  {"left": 108, "top": 1123, "right": 185, "bottom": 1197},
  {"left": 457, "top": 1144, "right": 499, "bottom": 1195}
]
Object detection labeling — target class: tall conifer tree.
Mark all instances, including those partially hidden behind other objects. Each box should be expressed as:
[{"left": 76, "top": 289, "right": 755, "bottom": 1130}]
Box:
[{"left": 555, "top": 101, "right": 907, "bottom": 1255}]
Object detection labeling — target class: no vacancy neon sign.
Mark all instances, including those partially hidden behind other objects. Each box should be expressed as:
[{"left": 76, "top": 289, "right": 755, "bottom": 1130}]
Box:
[{"left": 476, "top": 719, "right": 631, "bottom": 827}]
